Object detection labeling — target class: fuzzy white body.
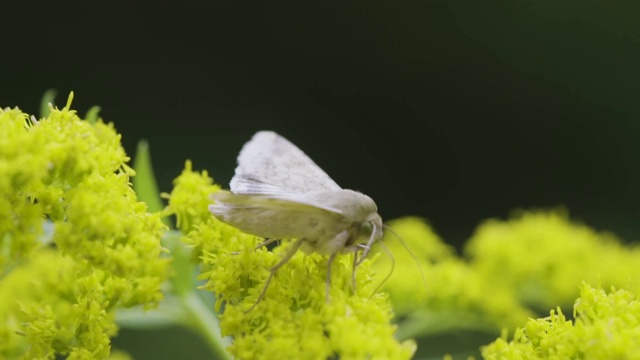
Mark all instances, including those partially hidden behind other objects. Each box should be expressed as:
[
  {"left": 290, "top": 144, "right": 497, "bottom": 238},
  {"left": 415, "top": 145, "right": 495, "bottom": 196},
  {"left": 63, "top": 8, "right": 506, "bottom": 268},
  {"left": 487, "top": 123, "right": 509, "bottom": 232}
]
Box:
[{"left": 209, "top": 131, "right": 383, "bottom": 257}]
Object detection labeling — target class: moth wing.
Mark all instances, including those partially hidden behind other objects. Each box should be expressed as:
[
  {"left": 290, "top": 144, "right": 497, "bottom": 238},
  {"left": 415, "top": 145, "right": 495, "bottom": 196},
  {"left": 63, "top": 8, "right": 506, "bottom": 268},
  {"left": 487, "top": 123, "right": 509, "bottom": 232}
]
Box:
[
  {"left": 230, "top": 131, "right": 342, "bottom": 195},
  {"left": 209, "top": 191, "right": 347, "bottom": 240}
]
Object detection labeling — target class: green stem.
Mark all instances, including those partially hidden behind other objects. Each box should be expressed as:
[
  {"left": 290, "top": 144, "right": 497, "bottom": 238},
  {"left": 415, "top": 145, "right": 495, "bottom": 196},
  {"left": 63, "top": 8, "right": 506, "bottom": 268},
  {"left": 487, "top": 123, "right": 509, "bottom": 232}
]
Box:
[{"left": 182, "top": 292, "right": 232, "bottom": 360}]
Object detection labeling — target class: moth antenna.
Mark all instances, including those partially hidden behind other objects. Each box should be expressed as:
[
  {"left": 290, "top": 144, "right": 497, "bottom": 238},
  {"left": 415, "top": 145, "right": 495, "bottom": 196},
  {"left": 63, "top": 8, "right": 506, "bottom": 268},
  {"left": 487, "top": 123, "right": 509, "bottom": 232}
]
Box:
[
  {"left": 383, "top": 224, "right": 428, "bottom": 292},
  {"left": 245, "top": 238, "right": 304, "bottom": 313},
  {"left": 370, "top": 241, "right": 395, "bottom": 298}
]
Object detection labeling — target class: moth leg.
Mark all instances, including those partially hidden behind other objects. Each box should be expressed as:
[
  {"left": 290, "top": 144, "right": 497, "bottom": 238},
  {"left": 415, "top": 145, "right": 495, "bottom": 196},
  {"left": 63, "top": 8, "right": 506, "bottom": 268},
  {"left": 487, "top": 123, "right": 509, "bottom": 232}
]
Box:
[
  {"left": 323, "top": 230, "right": 351, "bottom": 303},
  {"left": 325, "top": 251, "right": 339, "bottom": 303},
  {"left": 231, "top": 238, "right": 280, "bottom": 255},
  {"left": 253, "top": 237, "right": 280, "bottom": 250},
  {"left": 245, "top": 238, "right": 304, "bottom": 313},
  {"left": 351, "top": 250, "right": 358, "bottom": 295}
]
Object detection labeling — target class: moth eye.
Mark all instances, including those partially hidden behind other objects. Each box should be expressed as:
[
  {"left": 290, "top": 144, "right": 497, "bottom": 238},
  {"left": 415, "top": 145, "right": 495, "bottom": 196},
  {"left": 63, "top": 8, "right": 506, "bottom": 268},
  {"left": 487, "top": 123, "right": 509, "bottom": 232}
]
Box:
[{"left": 360, "top": 221, "right": 374, "bottom": 233}]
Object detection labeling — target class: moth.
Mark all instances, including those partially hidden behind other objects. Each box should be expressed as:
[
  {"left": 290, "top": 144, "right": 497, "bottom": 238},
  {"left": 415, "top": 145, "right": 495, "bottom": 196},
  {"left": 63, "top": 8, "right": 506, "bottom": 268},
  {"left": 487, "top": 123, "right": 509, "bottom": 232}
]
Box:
[{"left": 209, "top": 131, "right": 383, "bottom": 309}]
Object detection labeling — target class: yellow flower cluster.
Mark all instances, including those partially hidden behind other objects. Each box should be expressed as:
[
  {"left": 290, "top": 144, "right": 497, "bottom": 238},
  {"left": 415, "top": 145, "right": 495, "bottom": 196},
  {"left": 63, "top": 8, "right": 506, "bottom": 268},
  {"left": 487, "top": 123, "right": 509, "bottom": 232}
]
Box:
[
  {"left": 7, "top": 92, "right": 637, "bottom": 359},
  {"left": 466, "top": 209, "right": 640, "bottom": 310},
  {"left": 0, "top": 94, "right": 167, "bottom": 359},
  {"left": 167, "top": 163, "right": 416, "bottom": 360},
  {"left": 482, "top": 283, "right": 640, "bottom": 359},
  {"left": 375, "top": 217, "right": 532, "bottom": 339},
  {"left": 163, "top": 160, "right": 220, "bottom": 235},
  {"left": 378, "top": 210, "right": 640, "bottom": 358}
]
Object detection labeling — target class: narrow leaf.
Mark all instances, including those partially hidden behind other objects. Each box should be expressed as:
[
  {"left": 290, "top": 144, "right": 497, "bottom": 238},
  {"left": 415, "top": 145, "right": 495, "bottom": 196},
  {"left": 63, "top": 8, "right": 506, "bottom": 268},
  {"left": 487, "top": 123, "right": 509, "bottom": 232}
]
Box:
[
  {"left": 84, "top": 105, "right": 102, "bottom": 124},
  {"left": 133, "top": 140, "right": 173, "bottom": 227},
  {"left": 39, "top": 89, "right": 57, "bottom": 118}
]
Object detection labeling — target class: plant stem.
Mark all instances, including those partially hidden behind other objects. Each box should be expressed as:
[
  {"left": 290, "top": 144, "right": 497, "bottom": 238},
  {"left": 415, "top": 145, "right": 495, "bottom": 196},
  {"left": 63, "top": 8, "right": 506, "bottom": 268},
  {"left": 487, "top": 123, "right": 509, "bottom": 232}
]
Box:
[{"left": 182, "top": 292, "right": 232, "bottom": 360}]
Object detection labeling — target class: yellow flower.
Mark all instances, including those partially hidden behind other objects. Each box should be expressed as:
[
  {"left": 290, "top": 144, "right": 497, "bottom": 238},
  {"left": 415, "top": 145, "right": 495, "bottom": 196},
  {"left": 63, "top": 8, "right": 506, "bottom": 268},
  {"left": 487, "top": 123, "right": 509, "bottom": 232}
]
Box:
[
  {"left": 0, "top": 93, "right": 167, "bottom": 358},
  {"left": 169, "top": 163, "right": 415, "bottom": 360},
  {"left": 482, "top": 283, "right": 640, "bottom": 359}
]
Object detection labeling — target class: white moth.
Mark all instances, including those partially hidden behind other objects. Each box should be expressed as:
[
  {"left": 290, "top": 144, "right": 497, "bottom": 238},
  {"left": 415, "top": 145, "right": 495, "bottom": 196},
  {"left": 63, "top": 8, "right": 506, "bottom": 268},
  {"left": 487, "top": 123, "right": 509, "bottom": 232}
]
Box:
[{"left": 209, "top": 131, "right": 383, "bottom": 308}]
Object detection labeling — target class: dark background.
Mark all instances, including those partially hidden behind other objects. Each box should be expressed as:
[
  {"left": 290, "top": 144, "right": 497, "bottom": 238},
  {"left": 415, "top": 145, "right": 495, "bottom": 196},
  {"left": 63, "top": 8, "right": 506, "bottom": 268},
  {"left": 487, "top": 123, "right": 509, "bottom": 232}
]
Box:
[
  {"left": 6, "top": 2, "right": 640, "bottom": 247},
  {"left": 4, "top": 1, "right": 640, "bottom": 359},
  {"left": 6, "top": 2, "right": 639, "bottom": 247}
]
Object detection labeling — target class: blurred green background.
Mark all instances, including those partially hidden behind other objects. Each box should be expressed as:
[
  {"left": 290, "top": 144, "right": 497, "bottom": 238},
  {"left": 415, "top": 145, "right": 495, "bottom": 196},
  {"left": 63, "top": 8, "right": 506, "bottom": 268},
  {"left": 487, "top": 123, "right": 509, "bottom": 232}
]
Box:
[{"left": 3, "top": 2, "right": 640, "bottom": 358}]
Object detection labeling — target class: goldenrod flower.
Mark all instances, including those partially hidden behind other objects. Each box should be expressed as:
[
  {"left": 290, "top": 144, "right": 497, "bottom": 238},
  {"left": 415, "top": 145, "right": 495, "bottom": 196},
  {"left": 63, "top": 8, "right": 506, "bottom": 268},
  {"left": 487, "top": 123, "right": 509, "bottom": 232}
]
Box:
[{"left": 0, "top": 94, "right": 167, "bottom": 358}]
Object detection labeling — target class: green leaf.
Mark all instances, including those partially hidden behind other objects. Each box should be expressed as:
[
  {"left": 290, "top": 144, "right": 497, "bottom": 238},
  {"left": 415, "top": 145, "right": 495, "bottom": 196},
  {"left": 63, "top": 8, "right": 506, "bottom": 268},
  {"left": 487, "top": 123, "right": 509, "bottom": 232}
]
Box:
[
  {"left": 133, "top": 140, "right": 173, "bottom": 228},
  {"left": 116, "top": 296, "right": 187, "bottom": 329},
  {"left": 163, "top": 230, "right": 195, "bottom": 297},
  {"left": 84, "top": 105, "right": 102, "bottom": 124},
  {"left": 396, "top": 310, "right": 498, "bottom": 340},
  {"left": 39, "top": 89, "right": 57, "bottom": 118}
]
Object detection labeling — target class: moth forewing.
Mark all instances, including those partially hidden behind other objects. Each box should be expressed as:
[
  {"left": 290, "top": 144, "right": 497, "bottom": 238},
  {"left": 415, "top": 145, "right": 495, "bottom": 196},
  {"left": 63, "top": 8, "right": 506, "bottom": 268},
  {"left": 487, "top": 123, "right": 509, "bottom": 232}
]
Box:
[
  {"left": 230, "top": 131, "right": 341, "bottom": 194},
  {"left": 209, "top": 191, "right": 350, "bottom": 241},
  {"left": 209, "top": 131, "right": 385, "bottom": 309}
]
